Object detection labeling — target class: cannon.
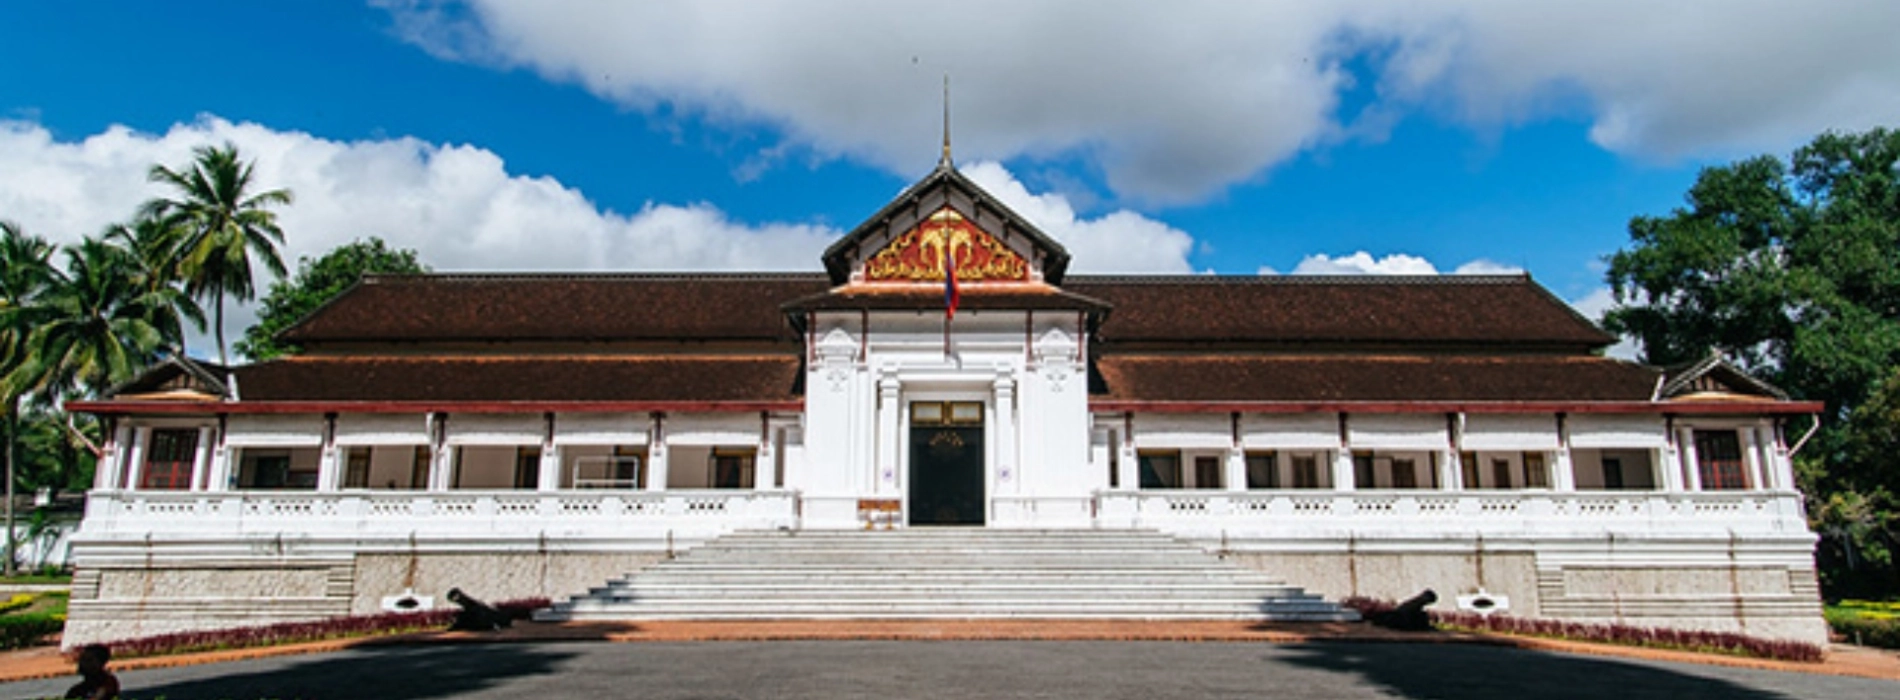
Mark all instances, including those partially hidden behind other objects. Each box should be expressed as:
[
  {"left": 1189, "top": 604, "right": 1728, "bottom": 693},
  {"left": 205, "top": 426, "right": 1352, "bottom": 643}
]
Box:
[
  {"left": 1369, "top": 589, "right": 1437, "bottom": 631},
  {"left": 446, "top": 587, "right": 514, "bottom": 632}
]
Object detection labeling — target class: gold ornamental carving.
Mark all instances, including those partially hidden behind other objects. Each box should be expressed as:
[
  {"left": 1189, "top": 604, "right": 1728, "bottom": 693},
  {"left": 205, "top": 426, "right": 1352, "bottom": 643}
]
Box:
[{"left": 863, "top": 208, "right": 1029, "bottom": 282}]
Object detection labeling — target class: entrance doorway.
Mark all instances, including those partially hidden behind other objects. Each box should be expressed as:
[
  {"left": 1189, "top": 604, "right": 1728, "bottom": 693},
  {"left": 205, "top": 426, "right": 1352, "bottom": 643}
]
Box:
[{"left": 908, "top": 401, "right": 985, "bottom": 526}]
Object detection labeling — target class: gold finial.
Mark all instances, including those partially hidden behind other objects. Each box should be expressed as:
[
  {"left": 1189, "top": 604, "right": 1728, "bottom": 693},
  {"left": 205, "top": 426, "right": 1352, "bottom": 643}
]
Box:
[{"left": 940, "top": 73, "right": 953, "bottom": 168}]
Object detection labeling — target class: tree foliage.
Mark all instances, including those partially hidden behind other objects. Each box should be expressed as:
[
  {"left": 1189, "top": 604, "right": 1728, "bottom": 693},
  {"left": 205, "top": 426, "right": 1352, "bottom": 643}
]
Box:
[
  {"left": 237, "top": 238, "right": 428, "bottom": 361},
  {"left": 1605, "top": 127, "right": 1900, "bottom": 596}
]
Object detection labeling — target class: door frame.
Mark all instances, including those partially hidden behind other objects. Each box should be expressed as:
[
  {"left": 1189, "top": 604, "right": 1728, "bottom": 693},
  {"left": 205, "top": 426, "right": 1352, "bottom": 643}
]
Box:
[{"left": 900, "top": 390, "right": 991, "bottom": 526}]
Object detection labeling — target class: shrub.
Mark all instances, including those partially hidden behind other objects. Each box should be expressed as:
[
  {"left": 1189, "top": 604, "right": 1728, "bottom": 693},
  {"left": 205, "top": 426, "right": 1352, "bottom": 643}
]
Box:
[
  {"left": 0, "top": 613, "right": 66, "bottom": 650},
  {"left": 1431, "top": 610, "right": 1826, "bottom": 662},
  {"left": 1828, "top": 613, "right": 1900, "bottom": 649},
  {"left": 100, "top": 596, "right": 553, "bottom": 658},
  {"left": 0, "top": 593, "right": 35, "bottom": 615}
]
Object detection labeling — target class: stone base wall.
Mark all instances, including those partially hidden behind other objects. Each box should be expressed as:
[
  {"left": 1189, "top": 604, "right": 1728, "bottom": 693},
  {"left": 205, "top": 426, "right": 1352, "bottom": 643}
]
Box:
[
  {"left": 62, "top": 546, "right": 667, "bottom": 648},
  {"left": 1225, "top": 536, "right": 1827, "bottom": 646}
]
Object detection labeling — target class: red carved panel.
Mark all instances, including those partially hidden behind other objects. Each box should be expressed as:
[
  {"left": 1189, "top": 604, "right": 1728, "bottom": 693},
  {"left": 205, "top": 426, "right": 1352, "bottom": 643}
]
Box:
[{"left": 863, "top": 208, "right": 1029, "bottom": 282}]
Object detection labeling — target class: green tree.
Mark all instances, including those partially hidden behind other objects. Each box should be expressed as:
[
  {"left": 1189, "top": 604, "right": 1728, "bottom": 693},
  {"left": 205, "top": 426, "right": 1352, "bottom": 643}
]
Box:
[
  {"left": 1604, "top": 127, "right": 1900, "bottom": 596},
  {"left": 0, "top": 221, "right": 57, "bottom": 577},
  {"left": 142, "top": 143, "right": 292, "bottom": 366},
  {"left": 238, "top": 238, "right": 428, "bottom": 361},
  {"left": 8, "top": 238, "right": 193, "bottom": 406}
]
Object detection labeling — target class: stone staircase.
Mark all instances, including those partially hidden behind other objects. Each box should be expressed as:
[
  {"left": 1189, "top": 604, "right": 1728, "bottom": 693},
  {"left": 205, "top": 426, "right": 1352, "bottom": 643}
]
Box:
[{"left": 536, "top": 528, "right": 1358, "bottom": 622}]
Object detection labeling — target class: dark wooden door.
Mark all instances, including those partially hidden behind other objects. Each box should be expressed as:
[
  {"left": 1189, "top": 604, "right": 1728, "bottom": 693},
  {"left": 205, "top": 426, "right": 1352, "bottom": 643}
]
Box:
[{"left": 909, "top": 426, "right": 985, "bottom": 525}]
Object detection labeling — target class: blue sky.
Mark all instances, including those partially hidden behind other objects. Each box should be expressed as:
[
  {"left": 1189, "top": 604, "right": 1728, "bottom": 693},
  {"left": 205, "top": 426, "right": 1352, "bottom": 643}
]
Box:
[{"left": 4, "top": 2, "right": 1899, "bottom": 354}]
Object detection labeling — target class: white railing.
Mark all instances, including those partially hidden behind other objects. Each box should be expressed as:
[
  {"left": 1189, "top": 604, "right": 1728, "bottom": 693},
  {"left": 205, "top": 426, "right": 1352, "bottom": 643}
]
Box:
[
  {"left": 80, "top": 489, "right": 799, "bottom": 539},
  {"left": 1093, "top": 489, "right": 1809, "bottom": 538}
]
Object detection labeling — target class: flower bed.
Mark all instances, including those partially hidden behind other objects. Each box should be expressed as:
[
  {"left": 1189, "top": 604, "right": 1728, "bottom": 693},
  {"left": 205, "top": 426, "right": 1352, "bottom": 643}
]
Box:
[
  {"left": 101, "top": 597, "right": 552, "bottom": 658},
  {"left": 1340, "top": 596, "right": 1825, "bottom": 662}
]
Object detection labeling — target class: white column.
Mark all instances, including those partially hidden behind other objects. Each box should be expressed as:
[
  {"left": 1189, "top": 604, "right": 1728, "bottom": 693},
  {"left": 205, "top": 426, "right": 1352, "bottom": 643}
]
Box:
[
  {"left": 645, "top": 412, "right": 669, "bottom": 491},
  {"left": 1224, "top": 448, "right": 1247, "bottom": 491},
  {"left": 876, "top": 377, "right": 902, "bottom": 496},
  {"left": 315, "top": 416, "right": 341, "bottom": 492},
  {"left": 1742, "top": 426, "right": 1765, "bottom": 490},
  {"left": 95, "top": 423, "right": 127, "bottom": 491},
  {"left": 1333, "top": 452, "right": 1357, "bottom": 491},
  {"left": 123, "top": 426, "right": 149, "bottom": 491},
  {"left": 428, "top": 414, "right": 454, "bottom": 491},
  {"left": 189, "top": 426, "right": 213, "bottom": 491},
  {"left": 205, "top": 428, "right": 232, "bottom": 492},
  {"left": 754, "top": 415, "right": 774, "bottom": 491},
  {"left": 1771, "top": 423, "right": 1797, "bottom": 491},
  {"left": 1553, "top": 416, "right": 1576, "bottom": 491},
  {"left": 992, "top": 377, "right": 1016, "bottom": 493},
  {"left": 1116, "top": 419, "right": 1138, "bottom": 491},
  {"left": 1677, "top": 427, "right": 1702, "bottom": 491},
  {"left": 1441, "top": 449, "right": 1463, "bottom": 490}
]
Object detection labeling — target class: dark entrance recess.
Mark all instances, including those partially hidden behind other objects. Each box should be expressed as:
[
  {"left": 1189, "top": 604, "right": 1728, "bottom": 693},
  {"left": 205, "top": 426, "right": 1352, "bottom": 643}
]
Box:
[{"left": 908, "top": 401, "right": 985, "bottom": 526}]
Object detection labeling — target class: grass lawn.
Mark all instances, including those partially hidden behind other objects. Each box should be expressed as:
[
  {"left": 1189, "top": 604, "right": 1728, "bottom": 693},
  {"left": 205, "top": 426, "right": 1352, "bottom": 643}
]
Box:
[{"left": 0, "top": 574, "right": 72, "bottom": 586}]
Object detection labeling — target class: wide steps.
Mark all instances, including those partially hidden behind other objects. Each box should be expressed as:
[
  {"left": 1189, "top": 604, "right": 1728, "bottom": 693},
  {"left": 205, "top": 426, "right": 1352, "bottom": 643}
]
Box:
[{"left": 537, "top": 528, "right": 1359, "bottom": 623}]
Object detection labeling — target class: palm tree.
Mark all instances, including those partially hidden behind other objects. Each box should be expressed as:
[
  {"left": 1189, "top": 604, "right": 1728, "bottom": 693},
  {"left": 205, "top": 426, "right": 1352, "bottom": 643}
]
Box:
[
  {"left": 142, "top": 143, "right": 292, "bottom": 366},
  {"left": 103, "top": 216, "right": 206, "bottom": 346},
  {"left": 0, "top": 221, "right": 56, "bottom": 577},
  {"left": 9, "top": 238, "right": 189, "bottom": 403}
]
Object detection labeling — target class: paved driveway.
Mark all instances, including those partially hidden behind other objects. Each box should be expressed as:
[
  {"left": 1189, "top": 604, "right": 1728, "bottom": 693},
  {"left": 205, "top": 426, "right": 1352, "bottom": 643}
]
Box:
[{"left": 4, "top": 640, "right": 1895, "bottom": 699}]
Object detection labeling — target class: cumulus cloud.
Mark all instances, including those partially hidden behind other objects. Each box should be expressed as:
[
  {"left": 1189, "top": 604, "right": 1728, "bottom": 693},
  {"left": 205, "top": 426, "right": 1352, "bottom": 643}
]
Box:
[
  {"left": 0, "top": 117, "right": 1198, "bottom": 355},
  {"left": 1567, "top": 287, "right": 1640, "bottom": 360},
  {"left": 1271, "top": 251, "right": 1521, "bottom": 276},
  {"left": 377, "top": 1, "right": 1900, "bottom": 202},
  {"left": 960, "top": 162, "right": 1194, "bottom": 273}
]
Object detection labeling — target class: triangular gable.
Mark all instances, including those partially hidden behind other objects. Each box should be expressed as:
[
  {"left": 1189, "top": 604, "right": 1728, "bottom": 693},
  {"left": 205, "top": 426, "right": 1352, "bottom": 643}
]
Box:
[
  {"left": 1658, "top": 352, "right": 1789, "bottom": 402},
  {"left": 822, "top": 164, "right": 1070, "bottom": 285},
  {"left": 104, "top": 356, "right": 230, "bottom": 401}
]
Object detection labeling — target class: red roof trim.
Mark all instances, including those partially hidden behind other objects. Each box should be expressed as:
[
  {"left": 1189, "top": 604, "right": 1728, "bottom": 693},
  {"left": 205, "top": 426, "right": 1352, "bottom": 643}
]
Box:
[
  {"left": 1087, "top": 400, "right": 1826, "bottom": 415},
  {"left": 66, "top": 400, "right": 803, "bottom": 415}
]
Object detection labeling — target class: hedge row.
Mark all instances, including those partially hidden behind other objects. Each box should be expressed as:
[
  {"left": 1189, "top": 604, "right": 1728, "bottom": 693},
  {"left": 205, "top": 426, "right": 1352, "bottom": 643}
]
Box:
[
  {"left": 0, "top": 614, "right": 66, "bottom": 650},
  {"left": 1339, "top": 596, "right": 1825, "bottom": 662},
  {"left": 1828, "top": 614, "right": 1900, "bottom": 649},
  {"left": 102, "top": 597, "right": 552, "bottom": 658}
]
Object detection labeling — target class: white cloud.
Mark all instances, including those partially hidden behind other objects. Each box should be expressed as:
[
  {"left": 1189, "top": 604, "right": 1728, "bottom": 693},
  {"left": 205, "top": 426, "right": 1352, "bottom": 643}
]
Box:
[
  {"left": 0, "top": 117, "right": 1198, "bottom": 357},
  {"left": 960, "top": 161, "right": 1194, "bottom": 274},
  {"left": 378, "top": 1, "right": 1900, "bottom": 201},
  {"left": 1567, "top": 287, "right": 1639, "bottom": 360},
  {"left": 1450, "top": 259, "right": 1523, "bottom": 275},
  {"left": 1290, "top": 251, "right": 1439, "bottom": 275}
]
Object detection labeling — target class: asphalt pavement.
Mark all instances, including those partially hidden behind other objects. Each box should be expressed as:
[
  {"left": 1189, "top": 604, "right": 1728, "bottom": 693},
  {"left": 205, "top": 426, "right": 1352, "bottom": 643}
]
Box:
[{"left": 3, "top": 640, "right": 1896, "bottom": 699}]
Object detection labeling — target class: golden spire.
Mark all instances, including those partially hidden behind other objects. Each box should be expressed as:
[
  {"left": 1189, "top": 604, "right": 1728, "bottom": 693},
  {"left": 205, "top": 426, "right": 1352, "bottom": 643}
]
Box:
[{"left": 940, "top": 73, "right": 953, "bottom": 169}]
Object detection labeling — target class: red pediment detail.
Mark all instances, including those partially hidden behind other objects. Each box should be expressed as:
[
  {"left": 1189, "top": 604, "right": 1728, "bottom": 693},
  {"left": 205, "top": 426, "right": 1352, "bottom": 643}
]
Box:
[{"left": 863, "top": 207, "right": 1029, "bottom": 282}]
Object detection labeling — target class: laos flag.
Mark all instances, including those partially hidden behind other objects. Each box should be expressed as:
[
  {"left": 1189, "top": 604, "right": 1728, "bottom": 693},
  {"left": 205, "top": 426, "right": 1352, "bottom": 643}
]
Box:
[{"left": 943, "top": 244, "right": 961, "bottom": 318}]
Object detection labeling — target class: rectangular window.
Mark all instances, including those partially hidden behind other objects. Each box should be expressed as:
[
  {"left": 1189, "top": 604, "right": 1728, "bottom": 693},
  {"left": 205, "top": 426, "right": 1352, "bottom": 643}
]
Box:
[
  {"left": 344, "top": 447, "right": 372, "bottom": 489},
  {"left": 1245, "top": 451, "right": 1279, "bottom": 489},
  {"left": 1523, "top": 452, "right": 1549, "bottom": 488},
  {"left": 614, "top": 445, "right": 645, "bottom": 489},
  {"left": 1292, "top": 455, "right": 1321, "bottom": 489},
  {"left": 1601, "top": 457, "right": 1625, "bottom": 489},
  {"left": 1491, "top": 459, "right": 1513, "bottom": 488},
  {"left": 1138, "top": 451, "right": 1182, "bottom": 489},
  {"left": 1194, "top": 456, "right": 1223, "bottom": 489},
  {"left": 713, "top": 448, "right": 755, "bottom": 488},
  {"left": 1353, "top": 452, "right": 1376, "bottom": 488},
  {"left": 141, "top": 428, "right": 198, "bottom": 490},
  {"left": 514, "top": 446, "right": 541, "bottom": 489},
  {"left": 1460, "top": 452, "right": 1480, "bottom": 489},
  {"left": 411, "top": 446, "right": 432, "bottom": 490},
  {"left": 1107, "top": 430, "right": 1120, "bottom": 489},
  {"left": 1694, "top": 430, "right": 1747, "bottom": 490},
  {"left": 1391, "top": 458, "right": 1418, "bottom": 489}
]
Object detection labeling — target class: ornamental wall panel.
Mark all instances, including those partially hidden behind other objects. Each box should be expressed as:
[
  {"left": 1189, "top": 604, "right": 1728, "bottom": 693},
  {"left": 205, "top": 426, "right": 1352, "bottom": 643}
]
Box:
[
  {"left": 222, "top": 414, "right": 324, "bottom": 447},
  {"left": 1240, "top": 413, "right": 1339, "bottom": 449},
  {"left": 1348, "top": 414, "right": 1448, "bottom": 449},
  {"left": 332, "top": 414, "right": 429, "bottom": 446},
  {"left": 1132, "top": 414, "right": 1231, "bottom": 449},
  {"left": 1568, "top": 414, "right": 1669, "bottom": 448},
  {"left": 444, "top": 414, "right": 543, "bottom": 446},
  {"left": 553, "top": 413, "right": 648, "bottom": 446},
  {"left": 668, "top": 413, "right": 761, "bottom": 447},
  {"left": 1462, "top": 414, "right": 1561, "bottom": 451}
]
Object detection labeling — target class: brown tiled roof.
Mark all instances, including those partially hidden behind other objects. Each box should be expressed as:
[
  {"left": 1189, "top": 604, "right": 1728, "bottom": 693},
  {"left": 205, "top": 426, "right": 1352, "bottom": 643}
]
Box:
[
  {"left": 781, "top": 282, "right": 1111, "bottom": 315},
  {"left": 234, "top": 355, "right": 800, "bottom": 403},
  {"left": 1068, "top": 275, "right": 1614, "bottom": 348},
  {"left": 1095, "top": 354, "right": 1660, "bottom": 403},
  {"left": 280, "top": 274, "right": 829, "bottom": 344}
]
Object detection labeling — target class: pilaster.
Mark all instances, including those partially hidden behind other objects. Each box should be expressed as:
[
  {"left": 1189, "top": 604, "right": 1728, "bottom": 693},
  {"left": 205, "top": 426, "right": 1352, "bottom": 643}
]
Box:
[
  {"left": 992, "top": 375, "right": 1016, "bottom": 493},
  {"left": 876, "top": 375, "right": 902, "bottom": 496},
  {"left": 645, "top": 412, "right": 669, "bottom": 492}
]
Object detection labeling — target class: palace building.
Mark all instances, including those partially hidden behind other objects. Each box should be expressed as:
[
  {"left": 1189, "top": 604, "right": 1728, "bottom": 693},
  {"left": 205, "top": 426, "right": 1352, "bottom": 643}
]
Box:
[{"left": 64, "top": 158, "right": 1828, "bottom": 645}]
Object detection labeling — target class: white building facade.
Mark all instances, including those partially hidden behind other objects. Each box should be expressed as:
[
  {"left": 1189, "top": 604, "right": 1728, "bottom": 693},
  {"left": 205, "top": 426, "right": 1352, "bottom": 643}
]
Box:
[{"left": 66, "top": 164, "right": 1827, "bottom": 645}]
